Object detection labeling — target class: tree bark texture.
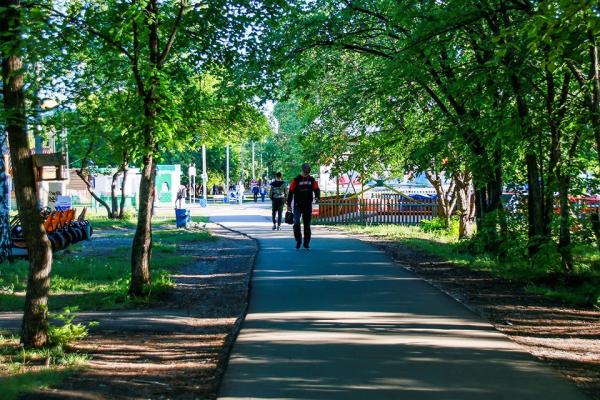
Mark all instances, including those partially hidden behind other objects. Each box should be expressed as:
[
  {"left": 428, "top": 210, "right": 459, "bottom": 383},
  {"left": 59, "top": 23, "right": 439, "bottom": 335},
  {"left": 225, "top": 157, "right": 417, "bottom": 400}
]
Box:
[
  {"left": 0, "top": 138, "right": 11, "bottom": 263},
  {"left": 129, "top": 0, "right": 160, "bottom": 297},
  {"left": 454, "top": 172, "right": 476, "bottom": 239},
  {"left": 473, "top": 161, "right": 504, "bottom": 251},
  {"left": 110, "top": 169, "right": 120, "bottom": 218},
  {"left": 511, "top": 73, "right": 547, "bottom": 253},
  {"left": 119, "top": 157, "right": 129, "bottom": 219},
  {"left": 1, "top": 0, "right": 53, "bottom": 348},
  {"left": 589, "top": 34, "right": 600, "bottom": 167},
  {"left": 557, "top": 175, "right": 573, "bottom": 271}
]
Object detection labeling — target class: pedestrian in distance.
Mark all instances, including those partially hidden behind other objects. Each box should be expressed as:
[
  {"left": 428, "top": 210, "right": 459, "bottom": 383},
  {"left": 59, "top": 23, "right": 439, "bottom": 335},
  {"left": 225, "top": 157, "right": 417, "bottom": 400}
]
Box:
[
  {"left": 269, "top": 172, "right": 288, "bottom": 230},
  {"left": 287, "top": 163, "right": 320, "bottom": 249},
  {"left": 176, "top": 184, "right": 187, "bottom": 209},
  {"left": 260, "top": 185, "right": 267, "bottom": 202},
  {"left": 252, "top": 185, "right": 259, "bottom": 202},
  {"left": 236, "top": 181, "right": 245, "bottom": 204}
]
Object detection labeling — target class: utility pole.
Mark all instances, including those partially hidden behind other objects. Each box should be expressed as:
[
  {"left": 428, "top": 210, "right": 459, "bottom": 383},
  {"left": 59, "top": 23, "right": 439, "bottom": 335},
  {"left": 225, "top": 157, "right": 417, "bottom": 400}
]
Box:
[
  {"left": 226, "top": 145, "right": 230, "bottom": 200},
  {"left": 251, "top": 141, "right": 255, "bottom": 180},
  {"left": 202, "top": 144, "right": 207, "bottom": 205},
  {"left": 240, "top": 143, "right": 244, "bottom": 183}
]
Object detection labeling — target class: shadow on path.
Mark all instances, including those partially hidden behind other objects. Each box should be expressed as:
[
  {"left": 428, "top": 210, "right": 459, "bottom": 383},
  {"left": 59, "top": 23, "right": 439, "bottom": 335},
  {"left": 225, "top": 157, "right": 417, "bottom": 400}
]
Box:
[{"left": 213, "top": 213, "right": 589, "bottom": 400}]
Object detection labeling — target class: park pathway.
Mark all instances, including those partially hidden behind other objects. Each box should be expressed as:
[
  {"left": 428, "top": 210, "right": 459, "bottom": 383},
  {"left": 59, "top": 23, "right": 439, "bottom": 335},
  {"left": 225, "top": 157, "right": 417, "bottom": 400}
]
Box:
[{"left": 211, "top": 204, "right": 589, "bottom": 400}]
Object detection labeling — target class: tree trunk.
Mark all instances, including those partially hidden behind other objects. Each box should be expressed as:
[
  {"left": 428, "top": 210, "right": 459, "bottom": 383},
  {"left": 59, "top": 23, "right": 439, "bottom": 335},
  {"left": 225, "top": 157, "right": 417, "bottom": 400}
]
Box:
[
  {"left": 525, "top": 153, "right": 546, "bottom": 252},
  {"left": 473, "top": 164, "right": 503, "bottom": 251},
  {"left": 511, "top": 73, "right": 547, "bottom": 253},
  {"left": 119, "top": 158, "right": 129, "bottom": 219},
  {"left": 424, "top": 169, "right": 455, "bottom": 228},
  {"left": 454, "top": 172, "right": 475, "bottom": 239},
  {"left": 589, "top": 35, "right": 600, "bottom": 167},
  {"left": 0, "top": 142, "right": 11, "bottom": 263},
  {"left": 1, "top": 0, "right": 53, "bottom": 348},
  {"left": 129, "top": 155, "right": 155, "bottom": 296},
  {"left": 110, "top": 168, "right": 121, "bottom": 218},
  {"left": 557, "top": 175, "right": 573, "bottom": 271},
  {"left": 129, "top": 0, "right": 160, "bottom": 297}
]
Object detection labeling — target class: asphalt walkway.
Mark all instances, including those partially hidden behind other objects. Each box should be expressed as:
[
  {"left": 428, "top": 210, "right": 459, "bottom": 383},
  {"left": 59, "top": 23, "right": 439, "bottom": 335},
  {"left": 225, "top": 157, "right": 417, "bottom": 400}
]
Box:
[{"left": 211, "top": 204, "right": 589, "bottom": 400}]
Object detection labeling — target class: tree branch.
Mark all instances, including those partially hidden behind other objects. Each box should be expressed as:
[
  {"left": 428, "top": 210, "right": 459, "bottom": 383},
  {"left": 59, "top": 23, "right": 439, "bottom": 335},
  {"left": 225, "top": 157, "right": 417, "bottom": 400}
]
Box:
[
  {"left": 40, "top": 4, "right": 133, "bottom": 62},
  {"left": 158, "top": 0, "right": 187, "bottom": 67}
]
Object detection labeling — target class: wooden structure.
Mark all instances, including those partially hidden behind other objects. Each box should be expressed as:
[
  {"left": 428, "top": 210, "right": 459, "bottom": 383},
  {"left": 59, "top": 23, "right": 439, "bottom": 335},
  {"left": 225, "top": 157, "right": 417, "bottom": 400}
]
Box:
[
  {"left": 314, "top": 195, "right": 438, "bottom": 226},
  {"left": 32, "top": 152, "right": 68, "bottom": 181}
]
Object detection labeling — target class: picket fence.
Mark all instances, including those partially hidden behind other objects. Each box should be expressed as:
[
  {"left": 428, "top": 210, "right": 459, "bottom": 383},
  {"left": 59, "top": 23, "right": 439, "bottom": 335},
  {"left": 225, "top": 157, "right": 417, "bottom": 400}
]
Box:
[{"left": 313, "top": 196, "right": 438, "bottom": 225}]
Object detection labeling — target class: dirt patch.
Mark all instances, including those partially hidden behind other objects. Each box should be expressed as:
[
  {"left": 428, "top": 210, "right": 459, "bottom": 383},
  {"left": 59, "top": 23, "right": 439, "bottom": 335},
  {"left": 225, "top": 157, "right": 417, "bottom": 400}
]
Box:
[
  {"left": 345, "top": 231, "right": 600, "bottom": 400},
  {"left": 20, "top": 223, "right": 257, "bottom": 400}
]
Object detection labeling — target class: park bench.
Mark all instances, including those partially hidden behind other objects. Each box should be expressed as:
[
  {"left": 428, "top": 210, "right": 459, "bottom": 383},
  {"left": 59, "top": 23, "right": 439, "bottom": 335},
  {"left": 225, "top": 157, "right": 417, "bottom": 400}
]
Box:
[{"left": 209, "top": 194, "right": 225, "bottom": 203}]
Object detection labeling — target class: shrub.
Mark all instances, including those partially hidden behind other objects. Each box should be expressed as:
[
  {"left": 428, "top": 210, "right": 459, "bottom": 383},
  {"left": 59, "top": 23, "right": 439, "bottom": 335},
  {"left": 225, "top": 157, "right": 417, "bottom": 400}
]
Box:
[
  {"left": 420, "top": 217, "right": 459, "bottom": 237},
  {"left": 48, "top": 307, "right": 97, "bottom": 347}
]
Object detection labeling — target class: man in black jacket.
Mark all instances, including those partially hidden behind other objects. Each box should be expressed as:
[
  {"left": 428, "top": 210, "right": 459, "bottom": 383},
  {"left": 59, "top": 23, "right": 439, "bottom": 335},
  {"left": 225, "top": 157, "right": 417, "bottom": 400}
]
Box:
[
  {"left": 287, "top": 163, "right": 320, "bottom": 249},
  {"left": 269, "top": 172, "right": 288, "bottom": 230}
]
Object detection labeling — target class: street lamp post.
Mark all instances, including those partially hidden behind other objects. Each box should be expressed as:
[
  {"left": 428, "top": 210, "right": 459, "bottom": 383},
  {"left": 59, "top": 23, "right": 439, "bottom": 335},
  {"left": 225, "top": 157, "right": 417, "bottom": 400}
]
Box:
[
  {"left": 226, "top": 145, "right": 230, "bottom": 200},
  {"left": 251, "top": 141, "right": 255, "bottom": 180},
  {"left": 202, "top": 144, "right": 207, "bottom": 205}
]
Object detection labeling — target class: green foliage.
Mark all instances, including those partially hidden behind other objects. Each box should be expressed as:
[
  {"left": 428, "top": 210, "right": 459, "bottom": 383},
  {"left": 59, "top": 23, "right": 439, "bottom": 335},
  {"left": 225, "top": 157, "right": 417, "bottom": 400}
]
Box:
[
  {"left": 0, "top": 329, "right": 85, "bottom": 400},
  {"left": 0, "top": 368, "right": 70, "bottom": 400},
  {"left": 247, "top": 0, "right": 600, "bottom": 272},
  {"left": 48, "top": 307, "right": 97, "bottom": 347},
  {"left": 421, "top": 217, "right": 460, "bottom": 237}
]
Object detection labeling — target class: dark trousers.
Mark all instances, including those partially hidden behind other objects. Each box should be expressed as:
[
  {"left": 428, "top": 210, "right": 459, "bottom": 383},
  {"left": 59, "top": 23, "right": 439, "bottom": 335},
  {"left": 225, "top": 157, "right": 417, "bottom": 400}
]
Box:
[
  {"left": 272, "top": 198, "right": 284, "bottom": 225},
  {"left": 293, "top": 204, "right": 312, "bottom": 245}
]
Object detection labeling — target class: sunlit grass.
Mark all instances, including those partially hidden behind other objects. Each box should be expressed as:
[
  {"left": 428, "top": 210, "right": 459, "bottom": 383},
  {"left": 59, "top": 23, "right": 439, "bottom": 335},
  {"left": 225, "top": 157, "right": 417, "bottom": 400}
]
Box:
[
  {"left": 0, "top": 330, "right": 84, "bottom": 400},
  {"left": 0, "top": 223, "right": 214, "bottom": 311}
]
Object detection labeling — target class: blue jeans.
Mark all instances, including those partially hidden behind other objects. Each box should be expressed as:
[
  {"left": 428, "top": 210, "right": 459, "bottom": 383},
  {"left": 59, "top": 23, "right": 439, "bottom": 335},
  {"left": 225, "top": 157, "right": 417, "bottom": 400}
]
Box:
[{"left": 293, "top": 204, "right": 312, "bottom": 246}]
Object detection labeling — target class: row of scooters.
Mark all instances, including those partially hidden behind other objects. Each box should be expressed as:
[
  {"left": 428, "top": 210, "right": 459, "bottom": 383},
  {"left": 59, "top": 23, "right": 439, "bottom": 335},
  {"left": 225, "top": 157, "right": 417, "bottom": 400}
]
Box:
[{"left": 10, "top": 207, "right": 93, "bottom": 256}]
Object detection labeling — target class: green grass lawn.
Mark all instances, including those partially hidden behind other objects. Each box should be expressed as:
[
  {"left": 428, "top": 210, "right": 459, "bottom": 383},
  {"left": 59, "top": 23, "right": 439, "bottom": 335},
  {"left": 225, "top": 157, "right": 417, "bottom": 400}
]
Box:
[
  {"left": 0, "top": 223, "right": 214, "bottom": 312},
  {"left": 0, "top": 329, "right": 88, "bottom": 400},
  {"left": 0, "top": 216, "right": 214, "bottom": 398},
  {"left": 343, "top": 223, "right": 600, "bottom": 307},
  {"left": 88, "top": 215, "right": 209, "bottom": 231}
]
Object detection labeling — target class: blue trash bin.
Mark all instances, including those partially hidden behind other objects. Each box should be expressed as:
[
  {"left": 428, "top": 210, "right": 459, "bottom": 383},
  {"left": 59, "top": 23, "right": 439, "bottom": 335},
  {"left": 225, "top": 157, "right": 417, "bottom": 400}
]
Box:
[{"left": 175, "top": 208, "right": 190, "bottom": 228}]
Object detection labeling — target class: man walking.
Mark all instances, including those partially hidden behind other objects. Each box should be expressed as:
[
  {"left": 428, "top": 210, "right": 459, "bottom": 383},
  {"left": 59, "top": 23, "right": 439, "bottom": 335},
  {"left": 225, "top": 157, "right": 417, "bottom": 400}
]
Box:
[
  {"left": 269, "top": 172, "right": 288, "bottom": 230},
  {"left": 287, "top": 163, "right": 320, "bottom": 249}
]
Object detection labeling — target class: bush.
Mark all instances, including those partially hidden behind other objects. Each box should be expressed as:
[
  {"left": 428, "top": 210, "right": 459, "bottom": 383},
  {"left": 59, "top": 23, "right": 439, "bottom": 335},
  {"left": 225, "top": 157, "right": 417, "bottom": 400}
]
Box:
[
  {"left": 420, "top": 217, "right": 459, "bottom": 237},
  {"left": 48, "top": 307, "right": 97, "bottom": 347}
]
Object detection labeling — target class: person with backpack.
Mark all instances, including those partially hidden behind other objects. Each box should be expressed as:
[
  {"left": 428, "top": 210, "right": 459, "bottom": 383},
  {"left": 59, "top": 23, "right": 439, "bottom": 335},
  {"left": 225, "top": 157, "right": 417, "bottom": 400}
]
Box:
[
  {"left": 269, "top": 172, "right": 288, "bottom": 230},
  {"left": 287, "top": 163, "right": 320, "bottom": 249}
]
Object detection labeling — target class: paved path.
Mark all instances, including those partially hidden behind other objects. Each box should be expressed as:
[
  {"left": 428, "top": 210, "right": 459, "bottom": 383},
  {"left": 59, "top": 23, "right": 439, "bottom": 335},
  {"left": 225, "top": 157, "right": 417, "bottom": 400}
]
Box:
[{"left": 212, "top": 204, "right": 588, "bottom": 400}]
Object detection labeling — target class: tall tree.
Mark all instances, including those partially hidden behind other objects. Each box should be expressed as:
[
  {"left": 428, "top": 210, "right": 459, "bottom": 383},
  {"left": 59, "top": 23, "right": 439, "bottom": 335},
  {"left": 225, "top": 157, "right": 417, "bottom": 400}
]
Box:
[
  {"left": 50, "top": 0, "right": 271, "bottom": 296},
  {"left": 1, "top": 0, "right": 53, "bottom": 348}
]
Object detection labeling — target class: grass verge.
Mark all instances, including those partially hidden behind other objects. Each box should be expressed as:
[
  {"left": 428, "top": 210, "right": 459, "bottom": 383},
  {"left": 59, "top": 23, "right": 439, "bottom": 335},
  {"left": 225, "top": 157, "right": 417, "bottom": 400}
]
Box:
[
  {"left": 0, "top": 330, "right": 86, "bottom": 400},
  {"left": 0, "top": 223, "right": 213, "bottom": 311},
  {"left": 342, "top": 223, "right": 600, "bottom": 307}
]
